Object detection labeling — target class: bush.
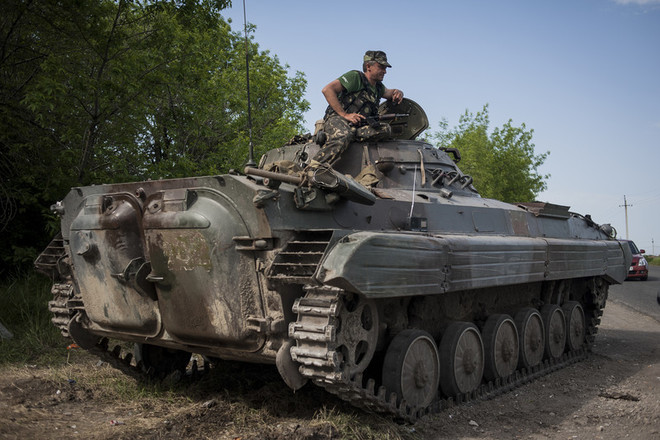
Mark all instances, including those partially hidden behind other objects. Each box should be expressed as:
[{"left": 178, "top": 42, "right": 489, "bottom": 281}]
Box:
[{"left": 0, "top": 272, "right": 67, "bottom": 365}]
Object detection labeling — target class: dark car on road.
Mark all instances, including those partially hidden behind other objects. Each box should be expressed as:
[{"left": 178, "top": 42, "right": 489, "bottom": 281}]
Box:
[{"left": 620, "top": 239, "right": 648, "bottom": 281}]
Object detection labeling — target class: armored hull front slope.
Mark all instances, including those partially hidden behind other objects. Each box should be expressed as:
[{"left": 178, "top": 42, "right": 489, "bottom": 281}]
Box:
[{"left": 36, "top": 99, "right": 631, "bottom": 419}]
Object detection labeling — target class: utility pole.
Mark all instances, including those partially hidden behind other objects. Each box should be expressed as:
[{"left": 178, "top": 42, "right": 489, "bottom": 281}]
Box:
[{"left": 619, "top": 195, "right": 632, "bottom": 239}]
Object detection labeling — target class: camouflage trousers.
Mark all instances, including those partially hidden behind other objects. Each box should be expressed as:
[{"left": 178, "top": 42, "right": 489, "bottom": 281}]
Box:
[{"left": 312, "top": 114, "right": 356, "bottom": 165}]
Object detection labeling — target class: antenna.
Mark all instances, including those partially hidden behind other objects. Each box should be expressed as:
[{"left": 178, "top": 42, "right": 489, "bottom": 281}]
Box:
[{"left": 242, "top": 0, "right": 255, "bottom": 167}]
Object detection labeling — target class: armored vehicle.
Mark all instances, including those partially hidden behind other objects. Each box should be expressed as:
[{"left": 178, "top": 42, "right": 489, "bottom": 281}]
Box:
[{"left": 36, "top": 99, "right": 630, "bottom": 419}]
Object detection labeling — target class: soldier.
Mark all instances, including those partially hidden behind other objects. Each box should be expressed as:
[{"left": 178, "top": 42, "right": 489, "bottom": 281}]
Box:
[{"left": 310, "top": 50, "right": 404, "bottom": 168}]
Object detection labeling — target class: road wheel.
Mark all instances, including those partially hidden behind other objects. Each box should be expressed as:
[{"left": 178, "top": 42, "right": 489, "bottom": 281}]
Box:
[
  {"left": 541, "top": 304, "right": 566, "bottom": 360},
  {"left": 382, "top": 329, "right": 440, "bottom": 408},
  {"left": 439, "top": 322, "right": 484, "bottom": 396},
  {"left": 515, "top": 308, "right": 545, "bottom": 369},
  {"left": 562, "top": 301, "right": 585, "bottom": 351},
  {"left": 482, "top": 314, "right": 519, "bottom": 381}
]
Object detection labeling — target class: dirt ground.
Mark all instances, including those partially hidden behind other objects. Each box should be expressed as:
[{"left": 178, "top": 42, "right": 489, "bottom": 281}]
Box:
[{"left": 1, "top": 299, "right": 658, "bottom": 440}]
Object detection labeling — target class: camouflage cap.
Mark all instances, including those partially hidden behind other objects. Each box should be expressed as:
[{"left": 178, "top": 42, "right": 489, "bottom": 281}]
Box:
[{"left": 364, "top": 50, "right": 392, "bottom": 67}]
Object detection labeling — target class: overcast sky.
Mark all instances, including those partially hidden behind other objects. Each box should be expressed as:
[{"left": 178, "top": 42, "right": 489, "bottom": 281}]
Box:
[{"left": 222, "top": 0, "right": 660, "bottom": 253}]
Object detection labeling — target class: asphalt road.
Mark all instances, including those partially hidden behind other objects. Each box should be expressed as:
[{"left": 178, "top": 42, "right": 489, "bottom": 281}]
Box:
[{"left": 608, "top": 264, "right": 660, "bottom": 323}]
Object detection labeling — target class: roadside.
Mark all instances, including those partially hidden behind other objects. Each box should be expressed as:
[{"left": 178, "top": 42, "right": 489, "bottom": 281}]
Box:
[{"left": 608, "top": 265, "right": 660, "bottom": 323}]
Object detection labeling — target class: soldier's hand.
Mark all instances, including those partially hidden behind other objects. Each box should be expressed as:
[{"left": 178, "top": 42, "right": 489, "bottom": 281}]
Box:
[
  {"left": 391, "top": 89, "right": 403, "bottom": 104},
  {"left": 343, "top": 113, "right": 365, "bottom": 125}
]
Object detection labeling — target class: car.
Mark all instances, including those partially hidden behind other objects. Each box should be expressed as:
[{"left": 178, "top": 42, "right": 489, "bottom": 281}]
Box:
[{"left": 620, "top": 239, "right": 648, "bottom": 281}]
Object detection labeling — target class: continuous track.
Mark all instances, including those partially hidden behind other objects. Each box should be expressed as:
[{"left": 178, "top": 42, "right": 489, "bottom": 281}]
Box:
[
  {"left": 48, "top": 282, "right": 206, "bottom": 382},
  {"left": 289, "top": 284, "right": 602, "bottom": 422},
  {"left": 49, "top": 281, "right": 603, "bottom": 423}
]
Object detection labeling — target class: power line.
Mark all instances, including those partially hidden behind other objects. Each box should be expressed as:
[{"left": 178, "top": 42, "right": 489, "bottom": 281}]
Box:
[{"left": 633, "top": 193, "right": 660, "bottom": 206}]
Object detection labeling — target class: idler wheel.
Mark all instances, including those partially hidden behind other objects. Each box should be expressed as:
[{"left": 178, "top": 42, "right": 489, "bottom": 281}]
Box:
[
  {"left": 562, "top": 301, "right": 586, "bottom": 351},
  {"left": 134, "top": 343, "right": 192, "bottom": 378},
  {"left": 482, "top": 314, "right": 519, "bottom": 382},
  {"left": 541, "top": 304, "right": 566, "bottom": 360},
  {"left": 439, "top": 322, "right": 484, "bottom": 397},
  {"left": 382, "top": 329, "right": 440, "bottom": 408},
  {"left": 515, "top": 308, "right": 545, "bottom": 370}
]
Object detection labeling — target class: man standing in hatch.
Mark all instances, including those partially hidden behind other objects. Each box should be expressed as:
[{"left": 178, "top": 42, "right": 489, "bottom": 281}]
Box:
[{"left": 310, "top": 50, "right": 404, "bottom": 167}]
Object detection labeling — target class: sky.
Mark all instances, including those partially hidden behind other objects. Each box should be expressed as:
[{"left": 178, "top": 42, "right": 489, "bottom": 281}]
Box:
[{"left": 222, "top": 0, "right": 660, "bottom": 254}]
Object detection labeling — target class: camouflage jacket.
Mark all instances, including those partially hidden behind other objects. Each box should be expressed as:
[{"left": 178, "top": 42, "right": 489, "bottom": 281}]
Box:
[{"left": 325, "top": 70, "right": 385, "bottom": 119}]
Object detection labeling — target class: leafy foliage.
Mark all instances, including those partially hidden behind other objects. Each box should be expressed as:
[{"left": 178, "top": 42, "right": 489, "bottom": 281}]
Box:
[
  {"left": 0, "top": 272, "right": 64, "bottom": 365},
  {"left": 0, "top": 0, "right": 308, "bottom": 273},
  {"left": 430, "top": 105, "right": 549, "bottom": 203}
]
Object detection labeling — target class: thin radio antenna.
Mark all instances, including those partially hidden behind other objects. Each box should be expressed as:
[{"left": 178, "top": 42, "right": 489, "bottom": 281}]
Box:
[{"left": 242, "top": 0, "right": 255, "bottom": 166}]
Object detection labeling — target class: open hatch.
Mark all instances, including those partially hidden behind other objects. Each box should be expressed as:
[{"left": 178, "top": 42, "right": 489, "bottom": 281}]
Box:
[{"left": 379, "top": 98, "right": 429, "bottom": 140}]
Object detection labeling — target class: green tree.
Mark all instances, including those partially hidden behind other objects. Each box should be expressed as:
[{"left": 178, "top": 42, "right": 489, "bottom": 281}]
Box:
[
  {"left": 0, "top": 0, "right": 308, "bottom": 273},
  {"left": 430, "top": 105, "right": 549, "bottom": 203}
]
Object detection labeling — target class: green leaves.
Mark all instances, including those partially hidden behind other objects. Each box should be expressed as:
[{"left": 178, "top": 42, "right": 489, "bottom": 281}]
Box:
[
  {"left": 0, "top": 0, "right": 307, "bottom": 273},
  {"left": 430, "top": 105, "right": 549, "bottom": 203}
]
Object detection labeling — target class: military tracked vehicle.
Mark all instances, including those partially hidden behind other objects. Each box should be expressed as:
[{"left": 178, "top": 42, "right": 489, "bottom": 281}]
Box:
[{"left": 36, "top": 99, "right": 631, "bottom": 420}]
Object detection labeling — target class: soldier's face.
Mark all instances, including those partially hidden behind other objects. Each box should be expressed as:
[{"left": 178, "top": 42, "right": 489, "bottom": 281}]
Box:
[{"left": 368, "top": 63, "right": 387, "bottom": 81}]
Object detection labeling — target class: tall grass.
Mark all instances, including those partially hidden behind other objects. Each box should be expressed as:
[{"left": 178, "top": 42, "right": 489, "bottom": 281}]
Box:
[{"left": 0, "top": 271, "right": 67, "bottom": 365}]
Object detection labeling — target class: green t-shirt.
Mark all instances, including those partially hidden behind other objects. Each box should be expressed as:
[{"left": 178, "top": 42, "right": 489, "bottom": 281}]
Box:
[{"left": 338, "top": 70, "right": 385, "bottom": 99}]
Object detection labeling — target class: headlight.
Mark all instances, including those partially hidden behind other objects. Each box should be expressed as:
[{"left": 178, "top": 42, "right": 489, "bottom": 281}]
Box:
[{"left": 638, "top": 257, "right": 648, "bottom": 267}]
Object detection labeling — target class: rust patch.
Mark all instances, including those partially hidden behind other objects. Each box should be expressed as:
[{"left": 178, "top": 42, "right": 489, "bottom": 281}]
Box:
[
  {"left": 510, "top": 211, "right": 530, "bottom": 236},
  {"left": 161, "top": 230, "right": 212, "bottom": 272}
]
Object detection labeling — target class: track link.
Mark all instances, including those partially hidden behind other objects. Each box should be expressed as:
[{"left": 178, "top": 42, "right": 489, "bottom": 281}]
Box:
[
  {"left": 290, "top": 284, "right": 602, "bottom": 422},
  {"left": 289, "top": 286, "right": 344, "bottom": 382},
  {"left": 49, "top": 283, "right": 74, "bottom": 338}
]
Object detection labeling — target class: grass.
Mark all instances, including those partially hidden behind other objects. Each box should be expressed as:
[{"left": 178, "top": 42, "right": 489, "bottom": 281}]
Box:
[
  {"left": 646, "top": 255, "right": 660, "bottom": 266},
  {"left": 0, "top": 271, "right": 67, "bottom": 365},
  {"left": 0, "top": 273, "right": 414, "bottom": 439},
  {"left": 312, "top": 407, "right": 414, "bottom": 439}
]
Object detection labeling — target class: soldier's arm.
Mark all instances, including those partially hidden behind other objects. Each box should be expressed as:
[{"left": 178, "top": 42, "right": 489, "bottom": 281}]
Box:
[
  {"left": 322, "top": 80, "right": 364, "bottom": 125},
  {"left": 383, "top": 87, "right": 404, "bottom": 104}
]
